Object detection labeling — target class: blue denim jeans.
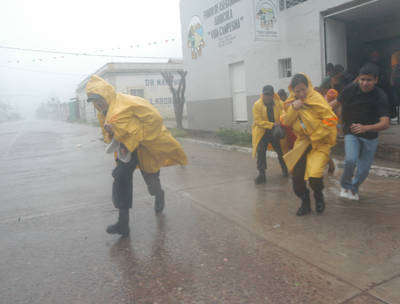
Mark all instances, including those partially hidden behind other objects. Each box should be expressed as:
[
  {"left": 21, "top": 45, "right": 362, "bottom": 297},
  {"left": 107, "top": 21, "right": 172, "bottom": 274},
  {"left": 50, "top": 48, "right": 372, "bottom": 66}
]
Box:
[{"left": 340, "top": 134, "right": 378, "bottom": 194}]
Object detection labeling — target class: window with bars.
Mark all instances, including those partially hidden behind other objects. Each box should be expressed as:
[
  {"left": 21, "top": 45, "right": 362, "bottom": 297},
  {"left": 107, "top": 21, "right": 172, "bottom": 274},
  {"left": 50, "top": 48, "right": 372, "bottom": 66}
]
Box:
[
  {"left": 129, "top": 89, "right": 144, "bottom": 98},
  {"left": 278, "top": 58, "right": 292, "bottom": 79},
  {"left": 280, "top": 0, "right": 308, "bottom": 10}
]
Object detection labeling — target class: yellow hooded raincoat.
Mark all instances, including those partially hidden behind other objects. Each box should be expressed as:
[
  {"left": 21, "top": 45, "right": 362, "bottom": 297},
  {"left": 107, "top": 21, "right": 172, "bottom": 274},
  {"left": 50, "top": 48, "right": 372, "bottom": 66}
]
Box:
[
  {"left": 252, "top": 94, "right": 288, "bottom": 158},
  {"left": 86, "top": 75, "right": 188, "bottom": 173},
  {"left": 281, "top": 74, "right": 337, "bottom": 179}
]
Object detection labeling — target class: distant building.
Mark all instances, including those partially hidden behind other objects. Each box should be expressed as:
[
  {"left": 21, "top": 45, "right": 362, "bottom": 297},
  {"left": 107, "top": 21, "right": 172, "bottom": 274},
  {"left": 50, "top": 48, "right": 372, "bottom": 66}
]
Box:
[
  {"left": 180, "top": 0, "right": 400, "bottom": 130},
  {"left": 76, "top": 60, "right": 184, "bottom": 123},
  {"left": 59, "top": 99, "right": 80, "bottom": 122}
]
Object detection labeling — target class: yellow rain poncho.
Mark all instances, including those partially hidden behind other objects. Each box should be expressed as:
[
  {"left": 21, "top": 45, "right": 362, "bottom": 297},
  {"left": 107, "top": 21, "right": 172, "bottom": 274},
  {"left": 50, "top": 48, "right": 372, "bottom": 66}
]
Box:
[
  {"left": 252, "top": 94, "right": 288, "bottom": 157},
  {"left": 281, "top": 74, "right": 337, "bottom": 179},
  {"left": 86, "top": 75, "right": 188, "bottom": 173}
]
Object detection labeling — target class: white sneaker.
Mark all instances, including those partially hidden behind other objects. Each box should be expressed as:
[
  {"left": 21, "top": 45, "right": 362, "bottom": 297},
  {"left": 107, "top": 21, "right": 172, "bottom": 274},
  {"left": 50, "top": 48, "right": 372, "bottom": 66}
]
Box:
[
  {"left": 348, "top": 191, "right": 360, "bottom": 201},
  {"left": 339, "top": 188, "right": 350, "bottom": 199}
]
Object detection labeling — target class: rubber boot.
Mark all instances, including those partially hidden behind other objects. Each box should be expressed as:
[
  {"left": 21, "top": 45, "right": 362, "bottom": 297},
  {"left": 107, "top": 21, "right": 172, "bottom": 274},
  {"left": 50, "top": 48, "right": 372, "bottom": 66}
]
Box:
[
  {"left": 281, "top": 166, "right": 289, "bottom": 178},
  {"left": 314, "top": 191, "right": 325, "bottom": 214},
  {"left": 254, "top": 171, "right": 266, "bottom": 184},
  {"left": 278, "top": 158, "right": 289, "bottom": 177},
  {"left": 296, "top": 190, "right": 311, "bottom": 216},
  {"left": 154, "top": 189, "right": 165, "bottom": 214},
  {"left": 106, "top": 209, "right": 130, "bottom": 236},
  {"left": 328, "top": 159, "right": 335, "bottom": 174},
  {"left": 309, "top": 177, "right": 325, "bottom": 214}
]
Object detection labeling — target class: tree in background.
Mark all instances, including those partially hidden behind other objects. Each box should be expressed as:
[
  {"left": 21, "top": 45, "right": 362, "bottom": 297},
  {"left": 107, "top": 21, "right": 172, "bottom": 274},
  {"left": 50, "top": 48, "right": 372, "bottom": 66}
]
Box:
[
  {"left": 161, "top": 70, "right": 187, "bottom": 129},
  {"left": 0, "top": 99, "right": 20, "bottom": 121}
]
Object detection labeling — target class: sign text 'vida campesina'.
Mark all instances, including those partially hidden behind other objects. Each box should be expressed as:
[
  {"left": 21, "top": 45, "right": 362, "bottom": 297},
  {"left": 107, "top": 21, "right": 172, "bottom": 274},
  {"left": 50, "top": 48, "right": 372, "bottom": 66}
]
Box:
[{"left": 203, "top": 0, "right": 244, "bottom": 48}]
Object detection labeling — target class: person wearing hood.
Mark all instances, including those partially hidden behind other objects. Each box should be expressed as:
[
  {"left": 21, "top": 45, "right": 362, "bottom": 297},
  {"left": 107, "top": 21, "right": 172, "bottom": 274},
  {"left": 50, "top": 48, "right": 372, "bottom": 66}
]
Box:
[
  {"left": 86, "top": 75, "right": 188, "bottom": 236},
  {"left": 252, "top": 85, "right": 289, "bottom": 184},
  {"left": 281, "top": 74, "right": 337, "bottom": 216}
]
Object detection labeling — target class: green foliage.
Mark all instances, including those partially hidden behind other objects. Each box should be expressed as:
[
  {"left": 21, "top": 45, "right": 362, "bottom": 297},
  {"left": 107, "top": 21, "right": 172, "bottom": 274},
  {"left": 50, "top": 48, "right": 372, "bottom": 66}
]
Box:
[
  {"left": 169, "top": 128, "right": 188, "bottom": 138},
  {"left": 216, "top": 128, "right": 252, "bottom": 146}
]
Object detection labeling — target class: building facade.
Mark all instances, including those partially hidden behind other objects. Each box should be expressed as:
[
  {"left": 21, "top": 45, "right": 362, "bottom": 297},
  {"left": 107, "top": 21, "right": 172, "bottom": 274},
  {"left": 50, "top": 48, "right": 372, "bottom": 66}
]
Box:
[
  {"left": 180, "top": 0, "right": 400, "bottom": 130},
  {"left": 76, "top": 61, "right": 184, "bottom": 123}
]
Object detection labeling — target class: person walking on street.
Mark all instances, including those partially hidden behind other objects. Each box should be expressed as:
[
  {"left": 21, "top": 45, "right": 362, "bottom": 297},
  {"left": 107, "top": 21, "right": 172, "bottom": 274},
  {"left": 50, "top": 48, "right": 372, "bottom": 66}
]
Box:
[
  {"left": 252, "top": 85, "right": 289, "bottom": 184},
  {"left": 281, "top": 74, "right": 338, "bottom": 216},
  {"left": 338, "top": 63, "right": 390, "bottom": 200},
  {"left": 86, "top": 75, "right": 187, "bottom": 236}
]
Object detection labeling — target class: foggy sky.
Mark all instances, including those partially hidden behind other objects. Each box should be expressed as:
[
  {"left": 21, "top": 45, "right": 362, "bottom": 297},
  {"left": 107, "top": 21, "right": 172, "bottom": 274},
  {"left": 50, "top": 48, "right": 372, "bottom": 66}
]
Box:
[{"left": 0, "top": 0, "right": 183, "bottom": 117}]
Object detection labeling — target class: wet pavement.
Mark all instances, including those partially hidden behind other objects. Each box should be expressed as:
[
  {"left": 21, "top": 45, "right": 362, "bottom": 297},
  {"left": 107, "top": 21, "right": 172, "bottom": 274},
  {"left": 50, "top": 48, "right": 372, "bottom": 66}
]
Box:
[{"left": 0, "top": 119, "right": 399, "bottom": 304}]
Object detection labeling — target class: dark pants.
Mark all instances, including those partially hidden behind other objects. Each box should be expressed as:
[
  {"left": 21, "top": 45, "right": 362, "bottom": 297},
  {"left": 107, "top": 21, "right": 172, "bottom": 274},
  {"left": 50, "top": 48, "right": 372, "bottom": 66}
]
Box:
[
  {"left": 389, "top": 86, "right": 400, "bottom": 119},
  {"left": 111, "top": 150, "right": 163, "bottom": 209},
  {"left": 256, "top": 131, "right": 287, "bottom": 173},
  {"left": 292, "top": 147, "right": 324, "bottom": 202}
]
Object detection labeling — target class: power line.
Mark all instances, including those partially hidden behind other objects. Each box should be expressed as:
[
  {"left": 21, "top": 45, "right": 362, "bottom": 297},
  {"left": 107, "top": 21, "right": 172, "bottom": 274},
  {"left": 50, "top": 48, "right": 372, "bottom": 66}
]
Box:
[
  {"left": 0, "top": 65, "right": 87, "bottom": 76},
  {"left": 0, "top": 93, "right": 43, "bottom": 97},
  {"left": 0, "top": 45, "right": 172, "bottom": 60}
]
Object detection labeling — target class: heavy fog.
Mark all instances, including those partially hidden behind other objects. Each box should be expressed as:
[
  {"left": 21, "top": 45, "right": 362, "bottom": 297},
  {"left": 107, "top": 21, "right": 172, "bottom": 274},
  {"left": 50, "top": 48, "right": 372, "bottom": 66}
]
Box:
[{"left": 0, "top": 0, "right": 182, "bottom": 119}]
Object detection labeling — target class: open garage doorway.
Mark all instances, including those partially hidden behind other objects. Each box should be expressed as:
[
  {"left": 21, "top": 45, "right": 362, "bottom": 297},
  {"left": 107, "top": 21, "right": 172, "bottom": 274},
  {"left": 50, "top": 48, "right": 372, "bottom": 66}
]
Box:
[{"left": 323, "top": 0, "right": 400, "bottom": 121}]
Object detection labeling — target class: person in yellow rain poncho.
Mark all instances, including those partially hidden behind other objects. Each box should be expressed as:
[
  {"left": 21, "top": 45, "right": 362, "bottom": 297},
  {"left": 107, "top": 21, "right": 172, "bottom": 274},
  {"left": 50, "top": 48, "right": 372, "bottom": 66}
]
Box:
[
  {"left": 252, "top": 85, "right": 288, "bottom": 184},
  {"left": 86, "top": 75, "right": 188, "bottom": 236},
  {"left": 281, "top": 74, "right": 337, "bottom": 216}
]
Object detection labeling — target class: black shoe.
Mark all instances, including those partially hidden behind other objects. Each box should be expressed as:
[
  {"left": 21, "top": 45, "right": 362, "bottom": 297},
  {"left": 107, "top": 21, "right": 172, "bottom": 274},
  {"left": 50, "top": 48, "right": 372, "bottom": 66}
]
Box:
[
  {"left": 328, "top": 161, "right": 335, "bottom": 174},
  {"left": 254, "top": 172, "right": 266, "bottom": 184},
  {"left": 309, "top": 178, "right": 325, "bottom": 214},
  {"left": 106, "top": 223, "right": 130, "bottom": 236},
  {"left": 315, "top": 199, "right": 325, "bottom": 214},
  {"left": 296, "top": 191, "right": 311, "bottom": 216},
  {"left": 106, "top": 209, "right": 130, "bottom": 236},
  {"left": 154, "top": 190, "right": 165, "bottom": 214},
  {"left": 315, "top": 193, "right": 325, "bottom": 214},
  {"left": 296, "top": 205, "right": 311, "bottom": 216}
]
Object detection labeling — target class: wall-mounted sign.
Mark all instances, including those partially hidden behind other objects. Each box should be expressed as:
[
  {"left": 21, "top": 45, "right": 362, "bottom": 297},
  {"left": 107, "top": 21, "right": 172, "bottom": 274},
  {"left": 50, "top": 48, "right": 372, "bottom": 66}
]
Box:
[
  {"left": 254, "top": 0, "right": 279, "bottom": 40},
  {"left": 187, "top": 16, "right": 206, "bottom": 59},
  {"left": 203, "top": 0, "right": 244, "bottom": 48}
]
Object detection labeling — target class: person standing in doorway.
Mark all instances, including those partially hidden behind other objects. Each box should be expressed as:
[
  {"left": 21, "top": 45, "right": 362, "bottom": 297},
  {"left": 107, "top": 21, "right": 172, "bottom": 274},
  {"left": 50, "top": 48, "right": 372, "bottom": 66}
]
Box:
[
  {"left": 319, "top": 63, "right": 335, "bottom": 95},
  {"left": 390, "top": 51, "right": 400, "bottom": 119},
  {"left": 320, "top": 64, "right": 346, "bottom": 95},
  {"left": 338, "top": 63, "right": 390, "bottom": 200},
  {"left": 252, "top": 85, "right": 289, "bottom": 184}
]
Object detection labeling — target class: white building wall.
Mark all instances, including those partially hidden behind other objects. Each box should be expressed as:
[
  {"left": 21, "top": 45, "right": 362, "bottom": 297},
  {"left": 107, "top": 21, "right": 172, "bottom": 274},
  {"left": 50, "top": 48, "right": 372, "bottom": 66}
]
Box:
[
  {"left": 76, "top": 64, "right": 185, "bottom": 123},
  {"left": 180, "top": 0, "right": 355, "bottom": 130},
  {"left": 110, "top": 73, "right": 180, "bottom": 120}
]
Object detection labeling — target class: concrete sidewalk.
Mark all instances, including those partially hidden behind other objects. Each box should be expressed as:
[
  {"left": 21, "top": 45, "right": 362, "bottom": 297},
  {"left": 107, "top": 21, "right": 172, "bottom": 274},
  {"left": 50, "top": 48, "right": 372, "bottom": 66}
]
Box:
[{"left": 165, "top": 119, "right": 400, "bottom": 165}]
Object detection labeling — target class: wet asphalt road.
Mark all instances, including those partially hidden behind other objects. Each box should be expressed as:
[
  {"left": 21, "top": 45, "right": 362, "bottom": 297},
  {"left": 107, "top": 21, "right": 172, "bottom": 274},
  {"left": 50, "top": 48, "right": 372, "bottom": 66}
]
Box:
[{"left": 1, "top": 120, "right": 400, "bottom": 304}]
